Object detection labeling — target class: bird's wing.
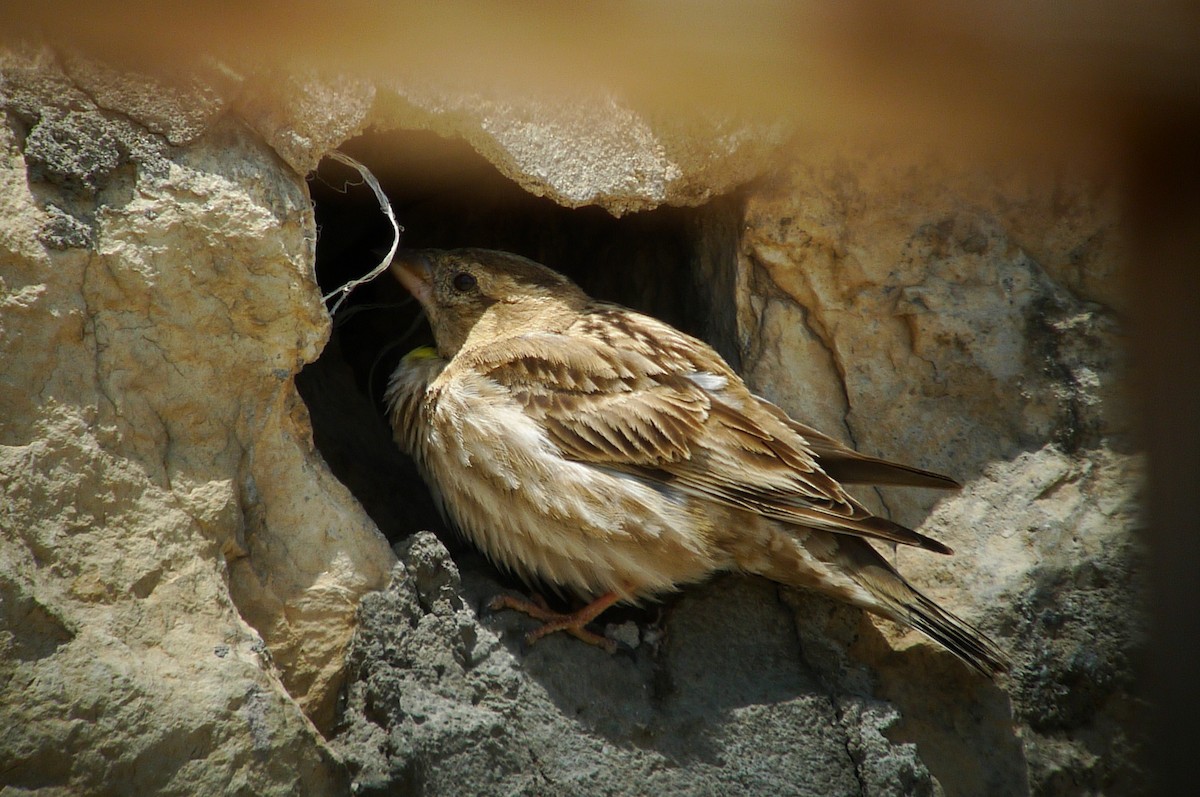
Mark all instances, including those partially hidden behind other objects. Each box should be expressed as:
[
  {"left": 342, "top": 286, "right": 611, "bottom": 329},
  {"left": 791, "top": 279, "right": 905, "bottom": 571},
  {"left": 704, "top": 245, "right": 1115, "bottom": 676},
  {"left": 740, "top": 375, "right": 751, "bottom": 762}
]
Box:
[
  {"left": 654, "top": 391, "right": 953, "bottom": 554},
  {"left": 467, "top": 308, "right": 951, "bottom": 554},
  {"left": 764, "top": 408, "right": 961, "bottom": 490},
  {"left": 464, "top": 323, "right": 710, "bottom": 467}
]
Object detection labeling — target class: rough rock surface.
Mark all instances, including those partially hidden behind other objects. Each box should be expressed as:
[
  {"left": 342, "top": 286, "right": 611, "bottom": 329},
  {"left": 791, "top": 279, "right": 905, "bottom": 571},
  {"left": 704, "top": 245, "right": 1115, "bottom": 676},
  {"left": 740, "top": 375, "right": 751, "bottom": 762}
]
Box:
[
  {"left": 732, "top": 157, "right": 1144, "bottom": 794},
  {"left": 368, "top": 85, "right": 783, "bottom": 215},
  {"left": 335, "top": 533, "right": 935, "bottom": 797},
  {"left": 0, "top": 42, "right": 1144, "bottom": 797},
  {"left": 1, "top": 47, "right": 391, "bottom": 794}
]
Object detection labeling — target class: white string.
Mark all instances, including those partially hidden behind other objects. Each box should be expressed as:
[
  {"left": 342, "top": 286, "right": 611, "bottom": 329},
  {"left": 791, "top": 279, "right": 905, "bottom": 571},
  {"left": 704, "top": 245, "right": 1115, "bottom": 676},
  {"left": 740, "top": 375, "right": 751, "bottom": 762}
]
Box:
[{"left": 320, "top": 151, "right": 403, "bottom": 316}]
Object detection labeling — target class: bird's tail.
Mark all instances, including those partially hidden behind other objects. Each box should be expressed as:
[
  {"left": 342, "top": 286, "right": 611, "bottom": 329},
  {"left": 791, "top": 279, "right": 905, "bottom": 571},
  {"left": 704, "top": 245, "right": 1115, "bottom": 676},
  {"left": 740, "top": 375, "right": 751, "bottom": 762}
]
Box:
[
  {"left": 834, "top": 534, "right": 1009, "bottom": 678},
  {"left": 886, "top": 583, "right": 1010, "bottom": 678},
  {"left": 767, "top": 530, "right": 1009, "bottom": 678}
]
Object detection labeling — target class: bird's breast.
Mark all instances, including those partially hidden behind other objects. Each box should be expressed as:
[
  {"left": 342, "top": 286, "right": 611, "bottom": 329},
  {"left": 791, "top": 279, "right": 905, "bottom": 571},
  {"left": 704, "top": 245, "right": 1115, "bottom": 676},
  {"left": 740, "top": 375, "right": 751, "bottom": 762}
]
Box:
[{"left": 416, "top": 368, "right": 730, "bottom": 598}]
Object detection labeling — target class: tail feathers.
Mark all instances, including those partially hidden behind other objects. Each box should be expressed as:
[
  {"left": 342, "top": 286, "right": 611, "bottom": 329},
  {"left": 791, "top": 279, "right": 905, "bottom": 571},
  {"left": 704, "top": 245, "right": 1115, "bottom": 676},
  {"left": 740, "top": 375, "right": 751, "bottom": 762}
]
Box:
[
  {"left": 834, "top": 537, "right": 1010, "bottom": 678},
  {"left": 897, "top": 588, "right": 1010, "bottom": 678}
]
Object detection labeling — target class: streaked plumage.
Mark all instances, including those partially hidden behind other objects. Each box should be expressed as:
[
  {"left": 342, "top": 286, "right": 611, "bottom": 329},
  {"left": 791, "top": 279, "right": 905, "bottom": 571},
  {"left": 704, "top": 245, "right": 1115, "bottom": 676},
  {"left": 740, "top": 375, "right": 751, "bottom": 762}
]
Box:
[{"left": 386, "top": 248, "right": 1007, "bottom": 676}]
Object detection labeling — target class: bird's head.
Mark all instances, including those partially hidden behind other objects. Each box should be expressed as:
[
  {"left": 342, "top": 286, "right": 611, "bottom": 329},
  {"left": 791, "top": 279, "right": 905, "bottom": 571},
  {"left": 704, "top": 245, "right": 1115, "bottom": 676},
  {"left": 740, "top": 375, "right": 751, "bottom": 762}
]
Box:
[{"left": 391, "top": 248, "right": 586, "bottom": 357}]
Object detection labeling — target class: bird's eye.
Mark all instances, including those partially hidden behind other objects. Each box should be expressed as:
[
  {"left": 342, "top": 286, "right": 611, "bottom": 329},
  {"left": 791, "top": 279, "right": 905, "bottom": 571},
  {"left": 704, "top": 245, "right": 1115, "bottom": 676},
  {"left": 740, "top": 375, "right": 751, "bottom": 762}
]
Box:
[{"left": 451, "top": 272, "right": 477, "bottom": 292}]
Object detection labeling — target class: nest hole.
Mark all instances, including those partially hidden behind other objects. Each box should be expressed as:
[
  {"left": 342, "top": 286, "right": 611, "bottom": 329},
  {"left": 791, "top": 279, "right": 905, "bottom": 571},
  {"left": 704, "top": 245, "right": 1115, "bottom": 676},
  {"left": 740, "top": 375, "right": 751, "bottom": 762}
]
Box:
[{"left": 298, "top": 129, "right": 742, "bottom": 555}]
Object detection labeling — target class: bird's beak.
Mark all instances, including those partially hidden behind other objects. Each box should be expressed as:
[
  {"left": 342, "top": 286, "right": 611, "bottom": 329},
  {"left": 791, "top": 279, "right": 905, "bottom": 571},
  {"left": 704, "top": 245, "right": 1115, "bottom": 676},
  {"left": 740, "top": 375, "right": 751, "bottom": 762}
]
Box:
[{"left": 391, "top": 250, "right": 434, "bottom": 308}]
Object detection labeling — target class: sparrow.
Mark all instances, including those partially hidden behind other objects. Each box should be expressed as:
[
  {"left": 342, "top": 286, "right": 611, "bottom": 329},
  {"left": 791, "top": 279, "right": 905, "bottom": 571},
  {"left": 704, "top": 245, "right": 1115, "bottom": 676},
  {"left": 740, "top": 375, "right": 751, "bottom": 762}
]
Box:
[{"left": 385, "top": 248, "right": 1008, "bottom": 677}]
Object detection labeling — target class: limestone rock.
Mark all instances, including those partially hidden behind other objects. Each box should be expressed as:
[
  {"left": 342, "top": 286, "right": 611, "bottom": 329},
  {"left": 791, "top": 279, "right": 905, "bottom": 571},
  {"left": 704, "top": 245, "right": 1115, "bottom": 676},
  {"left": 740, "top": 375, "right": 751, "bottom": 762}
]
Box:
[
  {"left": 238, "top": 70, "right": 376, "bottom": 176},
  {"left": 369, "top": 83, "right": 782, "bottom": 215},
  {"left": 234, "top": 70, "right": 780, "bottom": 212},
  {"left": 738, "top": 153, "right": 1130, "bottom": 519},
  {"left": 1, "top": 46, "right": 391, "bottom": 794},
  {"left": 734, "top": 152, "right": 1144, "bottom": 795}
]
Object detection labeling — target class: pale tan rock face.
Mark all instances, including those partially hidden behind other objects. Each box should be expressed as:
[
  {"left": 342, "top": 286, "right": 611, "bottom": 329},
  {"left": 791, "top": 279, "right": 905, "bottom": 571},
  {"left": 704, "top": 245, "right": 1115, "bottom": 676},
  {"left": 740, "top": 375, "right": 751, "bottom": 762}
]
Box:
[
  {"left": 365, "top": 84, "right": 781, "bottom": 215},
  {"left": 739, "top": 155, "right": 1129, "bottom": 517},
  {"left": 1, "top": 48, "right": 391, "bottom": 794},
  {"left": 736, "top": 153, "right": 1142, "bottom": 794}
]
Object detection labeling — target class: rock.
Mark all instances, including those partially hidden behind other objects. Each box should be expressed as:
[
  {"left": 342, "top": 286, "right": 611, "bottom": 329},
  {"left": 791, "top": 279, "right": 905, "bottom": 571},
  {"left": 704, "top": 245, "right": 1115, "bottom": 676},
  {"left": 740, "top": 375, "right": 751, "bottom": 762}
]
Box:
[
  {"left": 734, "top": 151, "right": 1144, "bottom": 795},
  {"left": 238, "top": 70, "right": 376, "bottom": 176},
  {"left": 1, "top": 47, "right": 391, "bottom": 794},
  {"left": 369, "top": 84, "right": 782, "bottom": 215},
  {"left": 335, "top": 532, "right": 934, "bottom": 797},
  {"left": 59, "top": 52, "right": 233, "bottom": 148},
  {"left": 737, "top": 153, "right": 1131, "bottom": 517}
]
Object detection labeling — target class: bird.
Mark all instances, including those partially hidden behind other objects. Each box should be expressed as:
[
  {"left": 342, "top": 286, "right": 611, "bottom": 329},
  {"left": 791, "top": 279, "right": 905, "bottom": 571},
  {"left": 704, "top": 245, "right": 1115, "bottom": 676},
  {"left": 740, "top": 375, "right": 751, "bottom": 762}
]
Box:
[{"left": 384, "top": 247, "right": 1008, "bottom": 677}]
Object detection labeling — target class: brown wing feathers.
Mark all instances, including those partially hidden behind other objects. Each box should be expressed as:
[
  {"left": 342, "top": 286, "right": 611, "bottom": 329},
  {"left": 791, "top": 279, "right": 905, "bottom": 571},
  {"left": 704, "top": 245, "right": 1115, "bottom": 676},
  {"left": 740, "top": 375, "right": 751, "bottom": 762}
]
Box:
[
  {"left": 481, "top": 313, "right": 955, "bottom": 556},
  {"left": 776, "top": 414, "right": 961, "bottom": 490},
  {"left": 538, "top": 386, "right": 703, "bottom": 465}
]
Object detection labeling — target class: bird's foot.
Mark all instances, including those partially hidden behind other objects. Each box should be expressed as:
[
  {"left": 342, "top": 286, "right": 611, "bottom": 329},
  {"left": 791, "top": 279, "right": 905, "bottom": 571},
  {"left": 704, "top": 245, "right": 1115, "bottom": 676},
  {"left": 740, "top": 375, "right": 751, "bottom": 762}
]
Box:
[{"left": 487, "top": 591, "right": 622, "bottom": 653}]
